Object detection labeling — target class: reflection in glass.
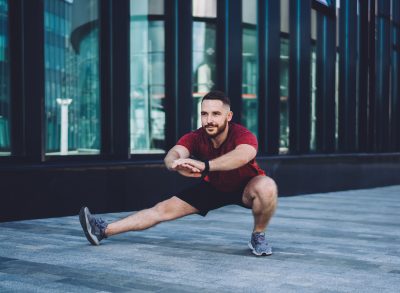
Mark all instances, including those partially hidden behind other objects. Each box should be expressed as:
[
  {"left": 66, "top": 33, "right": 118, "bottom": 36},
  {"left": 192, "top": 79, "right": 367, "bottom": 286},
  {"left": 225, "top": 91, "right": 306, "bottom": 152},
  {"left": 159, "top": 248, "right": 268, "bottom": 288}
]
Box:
[
  {"left": 45, "top": 0, "right": 100, "bottom": 155},
  {"left": 193, "top": 0, "right": 216, "bottom": 18},
  {"left": 310, "top": 46, "right": 317, "bottom": 151},
  {"left": 0, "top": 0, "right": 10, "bottom": 155},
  {"left": 242, "top": 0, "right": 258, "bottom": 136},
  {"left": 310, "top": 9, "right": 317, "bottom": 151},
  {"left": 192, "top": 21, "right": 216, "bottom": 129},
  {"left": 280, "top": 38, "right": 289, "bottom": 154},
  {"left": 130, "top": 0, "right": 165, "bottom": 153}
]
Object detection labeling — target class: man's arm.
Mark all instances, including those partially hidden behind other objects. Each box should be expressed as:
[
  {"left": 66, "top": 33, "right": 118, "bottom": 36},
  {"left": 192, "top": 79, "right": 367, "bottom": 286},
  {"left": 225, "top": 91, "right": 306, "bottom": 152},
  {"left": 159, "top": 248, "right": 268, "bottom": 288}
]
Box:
[
  {"left": 164, "top": 145, "right": 190, "bottom": 170},
  {"left": 164, "top": 145, "right": 202, "bottom": 177},
  {"left": 209, "top": 144, "right": 257, "bottom": 171},
  {"left": 172, "top": 144, "right": 257, "bottom": 172}
]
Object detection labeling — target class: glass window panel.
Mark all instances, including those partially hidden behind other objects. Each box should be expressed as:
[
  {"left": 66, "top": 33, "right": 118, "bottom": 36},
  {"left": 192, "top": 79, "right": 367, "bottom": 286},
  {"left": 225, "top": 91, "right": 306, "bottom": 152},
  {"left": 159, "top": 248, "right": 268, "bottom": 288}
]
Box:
[
  {"left": 193, "top": 0, "right": 217, "bottom": 18},
  {"left": 45, "top": 0, "right": 100, "bottom": 155},
  {"left": 280, "top": 38, "right": 289, "bottom": 154},
  {"left": 0, "top": 0, "right": 10, "bottom": 156},
  {"left": 192, "top": 21, "right": 216, "bottom": 130},
  {"left": 310, "top": 9, "right": 317, "bottom": 151},
  {"left": 242, "top": 0, "right": 257, "bottom": 24},
  {"left": 130, "top": 0, "right": 165, "bottom": 154},
  {"left": 242, "top": 0, "right": 258, "bottom": 137},
  {"left": 131, "top": 0, "right": 164, "bottom": 16},
  {"left": 281, "top": 0, "right": 289, "bottom": 34}
]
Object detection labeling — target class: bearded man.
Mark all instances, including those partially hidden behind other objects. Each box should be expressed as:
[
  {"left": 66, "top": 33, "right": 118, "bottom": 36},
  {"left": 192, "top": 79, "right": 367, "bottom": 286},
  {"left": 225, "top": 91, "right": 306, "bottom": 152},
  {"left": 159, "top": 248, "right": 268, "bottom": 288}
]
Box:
[{"left": 79, "top": 90, "right": 278, "bottom": 256}]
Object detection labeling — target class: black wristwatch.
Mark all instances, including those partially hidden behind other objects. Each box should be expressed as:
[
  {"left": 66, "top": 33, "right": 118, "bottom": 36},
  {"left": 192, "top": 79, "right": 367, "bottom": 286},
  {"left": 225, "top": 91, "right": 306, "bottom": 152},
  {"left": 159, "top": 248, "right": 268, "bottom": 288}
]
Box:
[{"left": 202, "top": 160, "right": 210, "bottom": 177}]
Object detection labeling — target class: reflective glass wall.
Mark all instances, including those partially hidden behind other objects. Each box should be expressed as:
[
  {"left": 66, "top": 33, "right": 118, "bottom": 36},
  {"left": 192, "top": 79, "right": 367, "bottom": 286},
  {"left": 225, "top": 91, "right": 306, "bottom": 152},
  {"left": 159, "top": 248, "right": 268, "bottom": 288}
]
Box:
[
  {"left": 0, "top": 0, "right": 399, "bottom": 162},
  {"left": 0, "top": 0, "right": 9, "bottom": 155},
  {"left": 44, "top": 0, "right": 100, "bottom": 155},
  {"left": 310, "top": 9, "right": 317, "bottom": 151},
  {"left": 242, "top": 0, "right": 258, "bottom": 136},
  {"left": 192, "top": 0, "right": 217, "bottom": 130},
  {"left": 280, "top": 0, "right": 290, "bottom": 154},
  {"left": 130, "top": 0, "right": 166, "bottom": 154}
]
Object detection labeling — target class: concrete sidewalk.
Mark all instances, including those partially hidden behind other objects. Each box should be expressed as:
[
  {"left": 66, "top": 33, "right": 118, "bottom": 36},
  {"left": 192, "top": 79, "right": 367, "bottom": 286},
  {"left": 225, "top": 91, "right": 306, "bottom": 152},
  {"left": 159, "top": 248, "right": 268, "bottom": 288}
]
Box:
[{"left": 1, "top": 185, "right": 399, "bottom": 292}]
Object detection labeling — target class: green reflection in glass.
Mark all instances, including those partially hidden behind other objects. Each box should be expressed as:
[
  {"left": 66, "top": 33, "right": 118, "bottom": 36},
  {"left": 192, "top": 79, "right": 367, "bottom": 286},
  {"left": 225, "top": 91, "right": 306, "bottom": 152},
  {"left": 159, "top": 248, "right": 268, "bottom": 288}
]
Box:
[
  {"left": 192, "top": 21, "right": 216, "bottom": 130},
  {"left": 280, "top": 38, "right": 289, "bottom": 154},
  {"left": 242, "top": 27, "right": 258, "bottom": 137},
  {"left": 45, "top": 0, "right": 100, "bottom": 155},
  {"left": 0, "top": 0, "right": 10, "bottom": 155},
  {"left": 130, "top": 0, "right": 165, "bottom": 154}
]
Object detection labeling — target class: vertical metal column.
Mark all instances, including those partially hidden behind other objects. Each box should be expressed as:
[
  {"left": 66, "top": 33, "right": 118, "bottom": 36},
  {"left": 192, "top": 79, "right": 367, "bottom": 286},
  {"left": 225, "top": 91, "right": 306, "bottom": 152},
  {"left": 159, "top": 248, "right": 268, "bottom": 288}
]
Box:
[
  {"left": 368, "top": 0, "right": 376, "bottom": 152},
  {"left": 289, "top": 0, "right": 311, "bottom": 154},
  {"left": 375, "top": 0, "right": 391, "bottom": 152},
  {"left": 217, "top": 0, "right": 242, "bottom": 123},
  {"left": 258, "top": 0, "right": 280, "bottom": 154},
  {"left": 391, "top": 0, "right": 400, "bottom": 151},
  {"left": 338, "top": 0, "right": 357, "bottom": 152},
  {"left": 100, "top": 0, "right": 113, "bottom": 156},
  {"left": 358, "top": 0, "right": 370, "bottom": 152},
  {"left": 111, "top": 0, "right": 130, "bottom": 159},
  {"left": 316, "top": 7, "right": 336, "bottom": 153},
  {"left": 9, "top": 0, "right": 25, "bottom": 157},
  {"left": 165, "top": 0, "right": 192, "bottom": 144},
  {"left": 20, "top": 0, "right": 45, "bottom": 162}
]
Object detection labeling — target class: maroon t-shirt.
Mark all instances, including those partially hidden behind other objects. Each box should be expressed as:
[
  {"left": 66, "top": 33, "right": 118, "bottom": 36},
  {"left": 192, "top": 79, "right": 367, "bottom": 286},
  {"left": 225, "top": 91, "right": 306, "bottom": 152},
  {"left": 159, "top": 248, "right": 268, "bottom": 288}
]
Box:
[{"left": 176, "top": 122, "right": 266, "bottom": 192}]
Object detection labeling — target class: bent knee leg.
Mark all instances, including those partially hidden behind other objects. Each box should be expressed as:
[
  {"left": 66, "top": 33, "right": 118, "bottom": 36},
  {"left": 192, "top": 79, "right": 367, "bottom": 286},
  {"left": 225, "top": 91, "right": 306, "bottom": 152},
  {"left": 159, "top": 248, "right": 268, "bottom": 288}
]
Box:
[{"left": 243, "top": 177, "right": 278, "bottom": 205}]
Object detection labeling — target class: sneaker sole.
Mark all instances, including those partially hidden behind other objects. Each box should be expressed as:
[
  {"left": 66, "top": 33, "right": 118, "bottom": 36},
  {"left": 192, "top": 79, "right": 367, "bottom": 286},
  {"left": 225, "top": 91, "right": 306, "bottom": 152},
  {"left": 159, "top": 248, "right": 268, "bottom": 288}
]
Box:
[
  {"left": 248, "top": 242, "right": 272, "bottom": 256},
  {"left": 79, "top": 207, "right": 100, "bottom": 246}
]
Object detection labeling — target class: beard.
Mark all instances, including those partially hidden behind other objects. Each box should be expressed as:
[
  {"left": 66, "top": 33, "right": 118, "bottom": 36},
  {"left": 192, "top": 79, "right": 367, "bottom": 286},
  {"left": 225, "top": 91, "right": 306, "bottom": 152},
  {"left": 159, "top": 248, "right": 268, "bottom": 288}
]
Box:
[{"left": 203, "top": 119, "right": 228, "bottom": 138}]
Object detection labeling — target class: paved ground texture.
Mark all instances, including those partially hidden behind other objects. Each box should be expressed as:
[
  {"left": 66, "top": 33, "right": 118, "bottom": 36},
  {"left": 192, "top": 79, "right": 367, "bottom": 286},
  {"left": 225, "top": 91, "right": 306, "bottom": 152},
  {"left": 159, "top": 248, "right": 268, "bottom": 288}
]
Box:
[{"left": 1, "top": 185, "right": 400, "bottom": 293}]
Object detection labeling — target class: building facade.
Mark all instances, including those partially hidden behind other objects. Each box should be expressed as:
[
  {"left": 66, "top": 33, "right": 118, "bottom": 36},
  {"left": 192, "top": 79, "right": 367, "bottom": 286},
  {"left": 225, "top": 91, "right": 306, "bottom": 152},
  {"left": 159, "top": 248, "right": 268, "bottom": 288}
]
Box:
[{"left": 1, "top": 0, "right": 400, "bottom": 221}]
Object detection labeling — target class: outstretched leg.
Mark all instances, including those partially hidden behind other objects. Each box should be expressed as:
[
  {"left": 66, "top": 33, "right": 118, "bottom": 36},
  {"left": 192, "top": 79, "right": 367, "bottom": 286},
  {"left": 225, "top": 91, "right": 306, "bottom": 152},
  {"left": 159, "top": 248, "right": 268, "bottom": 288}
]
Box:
[
  {"left": 105, "top": 196, "right": 198, "bottom": 237},
  {"left": 79, "top": 196, "right": 198, "bottom": 245}
]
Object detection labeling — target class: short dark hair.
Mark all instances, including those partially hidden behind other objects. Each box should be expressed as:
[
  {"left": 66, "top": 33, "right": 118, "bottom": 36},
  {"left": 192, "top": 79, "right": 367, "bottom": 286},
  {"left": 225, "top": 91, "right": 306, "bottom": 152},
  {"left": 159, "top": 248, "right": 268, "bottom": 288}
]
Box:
[{"left": 201, "top": 90, "right": 231, "bottom": 107}]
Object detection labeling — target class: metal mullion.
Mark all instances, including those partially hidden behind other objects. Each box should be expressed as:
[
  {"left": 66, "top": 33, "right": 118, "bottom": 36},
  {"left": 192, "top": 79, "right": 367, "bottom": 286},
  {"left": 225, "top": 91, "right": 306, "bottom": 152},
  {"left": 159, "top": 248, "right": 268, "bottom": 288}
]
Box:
[
  {"left": 164, "top": 0, "right": 192, "bottom": 145},
  {"left": 258, "top": 0, "right": 280, "bottom": 155},
  {"left": 9, "top": 0, "right": 25, "bottom": 158},
  {"left": 100, "top": 0, "right": 113, "bottom": 156},
  {"left": 217, "top": 0, "right": 242, "bottom": 123},
  {"left": 338, "top": 0, "right": 357, "bottom": 153},
  {"left": 391, "top": 0, "right": 400, "bottom": 151},
  {"left": 176, "top": 0, "right": 192, "bottom": 138},
  {"left": 368, "top": 0, "right": 376, "bottom": 152},
  {"left": 374, "top": 0, "right": 391, "bottom": 152},
  {"left": 111, "top": 0, "right": 130, "bottom": 159},
  {"left": 316, "top": 11, "right": 336, "bottom": 153},
  {"left": 22, "top": 0, "right": 45, "bottom": 162},
  {"left": 289, "top": 0, "right": 311, "bottom": 154},
  {"left": 358, "top": 0, "right": 369, "bottom": 152}
]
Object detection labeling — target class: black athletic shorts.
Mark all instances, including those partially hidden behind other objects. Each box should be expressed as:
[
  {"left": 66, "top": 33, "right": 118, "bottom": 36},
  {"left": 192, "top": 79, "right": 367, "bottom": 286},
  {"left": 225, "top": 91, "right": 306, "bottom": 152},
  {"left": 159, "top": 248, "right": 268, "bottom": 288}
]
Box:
[{"left": 176, "top": 180, "right": 251, "bottom": 216}]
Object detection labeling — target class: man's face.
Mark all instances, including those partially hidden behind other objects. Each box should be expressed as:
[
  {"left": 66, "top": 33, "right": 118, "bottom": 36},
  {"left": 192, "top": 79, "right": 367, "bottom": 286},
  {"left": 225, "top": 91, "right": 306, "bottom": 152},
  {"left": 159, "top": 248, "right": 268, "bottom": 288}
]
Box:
[{"left": 200, "top": 99, "right": 233, "bottom": 138}]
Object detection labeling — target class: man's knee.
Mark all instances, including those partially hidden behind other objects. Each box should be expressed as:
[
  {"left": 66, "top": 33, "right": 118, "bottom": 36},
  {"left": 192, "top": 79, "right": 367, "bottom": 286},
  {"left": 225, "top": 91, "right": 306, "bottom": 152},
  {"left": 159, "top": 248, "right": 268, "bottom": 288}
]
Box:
[
  {"left": 152, "top": 197, "right": 193, "bottom": 222},
  {"left": 153, "top": 200, "right": 175, "bottom": 222},
  {"left": 253, "top": 178, "right": 278, "bottom": 202}
]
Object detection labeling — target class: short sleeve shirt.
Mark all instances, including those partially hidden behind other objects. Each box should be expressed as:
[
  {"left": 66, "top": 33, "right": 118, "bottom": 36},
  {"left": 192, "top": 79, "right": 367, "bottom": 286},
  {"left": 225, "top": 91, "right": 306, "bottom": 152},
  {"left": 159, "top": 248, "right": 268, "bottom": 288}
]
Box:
[{"left": 176, "top": 123, "right": 266, "bottom": 192}]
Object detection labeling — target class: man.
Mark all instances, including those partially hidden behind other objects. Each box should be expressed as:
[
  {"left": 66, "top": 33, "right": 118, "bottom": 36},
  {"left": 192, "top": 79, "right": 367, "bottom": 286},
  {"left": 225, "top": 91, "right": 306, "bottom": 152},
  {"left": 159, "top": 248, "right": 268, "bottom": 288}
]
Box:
[{"left": 79, "top": 91, "right": 278, "bottom": 256}]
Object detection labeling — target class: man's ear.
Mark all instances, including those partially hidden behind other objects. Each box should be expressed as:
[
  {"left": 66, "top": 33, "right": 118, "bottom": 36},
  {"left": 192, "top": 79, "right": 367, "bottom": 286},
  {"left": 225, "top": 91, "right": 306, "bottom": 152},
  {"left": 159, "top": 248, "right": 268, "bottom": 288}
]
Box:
[{"left": 227, "top": 111, "right": 233, "bottom": 121}]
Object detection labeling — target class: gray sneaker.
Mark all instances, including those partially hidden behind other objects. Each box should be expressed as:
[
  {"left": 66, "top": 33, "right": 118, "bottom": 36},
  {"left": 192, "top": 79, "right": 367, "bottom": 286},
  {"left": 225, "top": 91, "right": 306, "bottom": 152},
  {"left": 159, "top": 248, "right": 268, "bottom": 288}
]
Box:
[
  {"left": 79, "top": 207, "right": 108, "bottom": 245},
  {"left": 248, "top": 232, "right": 272, "bottom": 256}
]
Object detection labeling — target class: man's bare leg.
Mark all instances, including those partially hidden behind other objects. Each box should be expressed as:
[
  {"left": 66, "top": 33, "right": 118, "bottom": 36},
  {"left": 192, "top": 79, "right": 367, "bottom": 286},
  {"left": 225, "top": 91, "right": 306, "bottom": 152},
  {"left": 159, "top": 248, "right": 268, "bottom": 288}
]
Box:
[
  {"left": 242, "top": 175, "right": 278, "bottom": 232},
  {"left": 242, "top": 175, "right": 277, "bottom": 256},
  {"left": 105, "top": 196, "right": 199, "bottom": 237}
]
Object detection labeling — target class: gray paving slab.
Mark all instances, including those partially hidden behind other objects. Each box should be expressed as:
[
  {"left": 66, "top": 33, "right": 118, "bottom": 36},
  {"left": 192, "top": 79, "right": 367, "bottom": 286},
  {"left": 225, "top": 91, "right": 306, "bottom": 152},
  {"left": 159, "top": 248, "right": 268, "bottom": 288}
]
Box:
[{"left": 1, "top": 185, "right": 400, "bottom": 292}]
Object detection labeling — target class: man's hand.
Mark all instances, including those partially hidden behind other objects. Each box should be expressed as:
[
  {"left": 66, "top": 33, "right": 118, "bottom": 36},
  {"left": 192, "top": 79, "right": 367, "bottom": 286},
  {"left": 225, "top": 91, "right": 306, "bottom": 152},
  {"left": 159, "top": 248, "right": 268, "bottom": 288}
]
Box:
[
  {"left": 171, "top": 158, "right": 205, "bottom": 173},
  {"left": 170, "top": 159, "right": 202, "bottom": 178}
]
